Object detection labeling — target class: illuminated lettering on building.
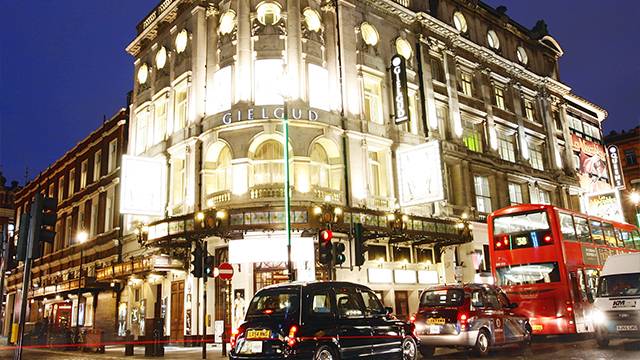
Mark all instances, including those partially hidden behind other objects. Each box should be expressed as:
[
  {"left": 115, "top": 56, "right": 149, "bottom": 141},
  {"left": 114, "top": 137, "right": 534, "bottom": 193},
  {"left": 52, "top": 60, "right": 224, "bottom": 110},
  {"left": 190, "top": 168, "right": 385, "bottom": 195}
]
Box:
[
  {"left": 390, "top": 55, "right": 410, "bottom": 125},
  {"left": 221, "top": 107, "right": 319, "bottom": 125}
]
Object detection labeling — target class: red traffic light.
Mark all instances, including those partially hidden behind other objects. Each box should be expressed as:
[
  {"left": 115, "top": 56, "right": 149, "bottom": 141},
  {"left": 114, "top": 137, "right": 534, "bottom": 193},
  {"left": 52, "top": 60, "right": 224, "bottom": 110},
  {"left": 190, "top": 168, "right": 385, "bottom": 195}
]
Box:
[{"left": 320, "top": 229, "right": 333, "bottom": 242}]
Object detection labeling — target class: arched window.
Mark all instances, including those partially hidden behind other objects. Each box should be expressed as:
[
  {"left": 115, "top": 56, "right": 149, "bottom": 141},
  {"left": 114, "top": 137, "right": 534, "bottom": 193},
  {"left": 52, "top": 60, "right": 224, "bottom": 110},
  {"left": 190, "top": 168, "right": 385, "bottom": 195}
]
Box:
[
  {"left": 253, "top": 140, "right": 285, "bottom": 185},
  {"left": 310, "top": 143, "right": 331, "bottom": 189},
  {"left": 204, "top": 145, "right": 232, "bottom": 196}
]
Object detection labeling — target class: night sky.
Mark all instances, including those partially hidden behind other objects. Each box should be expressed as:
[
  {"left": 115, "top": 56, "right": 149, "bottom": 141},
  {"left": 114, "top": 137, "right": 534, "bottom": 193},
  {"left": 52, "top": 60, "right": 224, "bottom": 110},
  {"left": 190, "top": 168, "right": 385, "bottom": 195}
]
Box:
[{"left": 1, "top": 1, "right": 638, "bottom": 185}]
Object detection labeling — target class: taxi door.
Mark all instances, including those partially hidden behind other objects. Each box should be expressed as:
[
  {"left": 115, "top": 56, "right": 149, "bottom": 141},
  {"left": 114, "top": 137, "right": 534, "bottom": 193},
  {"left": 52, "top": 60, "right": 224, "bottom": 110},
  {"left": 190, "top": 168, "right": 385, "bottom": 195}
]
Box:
[
  {"left": 484, "top": 288, "right": 506, "bottom": 344},
  {"left": 335, "top": 287, "right": 373, "bottom": 359}
]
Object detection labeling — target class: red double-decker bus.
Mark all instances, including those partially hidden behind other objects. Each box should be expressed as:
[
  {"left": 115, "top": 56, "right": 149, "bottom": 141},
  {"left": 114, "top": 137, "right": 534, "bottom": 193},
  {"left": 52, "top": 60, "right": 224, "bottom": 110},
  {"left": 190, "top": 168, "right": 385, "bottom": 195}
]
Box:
[{"left": 488, "top": 204, "right": 640, "bottom": 335}]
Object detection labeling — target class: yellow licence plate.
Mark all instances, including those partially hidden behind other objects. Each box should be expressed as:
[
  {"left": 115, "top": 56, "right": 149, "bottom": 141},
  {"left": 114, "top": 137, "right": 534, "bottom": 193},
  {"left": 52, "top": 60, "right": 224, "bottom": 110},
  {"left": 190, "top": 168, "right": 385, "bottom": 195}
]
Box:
[
  {"left": 427, "top": 318, "right": 446, "bottom": 325},
  {"left": 246, "top": 329, "right": 271, "bottom": 339},
  {"left": 532, "top": 324, "right": 543, "bottom": 331}
]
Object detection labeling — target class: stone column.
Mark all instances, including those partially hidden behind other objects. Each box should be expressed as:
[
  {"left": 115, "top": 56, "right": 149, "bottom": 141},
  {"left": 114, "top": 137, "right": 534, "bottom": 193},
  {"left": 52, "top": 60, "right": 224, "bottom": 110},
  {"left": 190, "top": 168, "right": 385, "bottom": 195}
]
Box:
[
  {"left": 191, "top": 7, "right": 207, "bottom": 123},
  {"left": 236, "top": 0, "right": 252, "bottom": 103},
  {"left": 322, "top": 3, "right": 340, "bottom": 112},
  {"left": 478, "top": 69, "right": 498, "bottom": 153},
  {"left": 205, "top": 5, "right": 220, "bottom": 116},
  {"left": 510, "top": 82, "right": 530, "bottom": 163},
  {"left": 537, "top": 91, "right": 561, "bottom": 170},
  {"left": 442, "top": 50, "right": 463, "bottom": 139},
  {"left": 559, "top": 102, "right": 577, "bottom": 175},
  {"left": 418, "top": 35, "right": 439, "bottom": 137},
  {"left": 286, "top": 0, "right": 302, "bottom": 101}
]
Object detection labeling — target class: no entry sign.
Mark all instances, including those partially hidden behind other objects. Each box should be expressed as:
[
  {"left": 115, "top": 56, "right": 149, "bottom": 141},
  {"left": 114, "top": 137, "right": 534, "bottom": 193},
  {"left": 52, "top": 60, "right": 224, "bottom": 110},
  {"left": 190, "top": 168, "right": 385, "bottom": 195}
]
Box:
[{"left": 218, "top": 262, "right": 234, "bottom": 280}]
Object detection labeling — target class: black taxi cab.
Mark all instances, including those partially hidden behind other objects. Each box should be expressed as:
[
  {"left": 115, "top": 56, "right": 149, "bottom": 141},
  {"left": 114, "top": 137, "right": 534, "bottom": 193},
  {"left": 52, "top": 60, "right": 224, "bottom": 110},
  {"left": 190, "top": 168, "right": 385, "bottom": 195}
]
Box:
[
  {"left": 413, "top": 284, "right": 532, "bottom": 357},
  {"left": 230, "top": 281, "right": 419, "bottom": 360}
]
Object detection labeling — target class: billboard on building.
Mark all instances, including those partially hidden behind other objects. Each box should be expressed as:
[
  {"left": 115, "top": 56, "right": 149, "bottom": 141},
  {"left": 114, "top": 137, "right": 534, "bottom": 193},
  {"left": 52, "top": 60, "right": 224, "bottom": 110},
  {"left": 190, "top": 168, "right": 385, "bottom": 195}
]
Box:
[
  {"left": 571, "top": 134, "right": 610, "bottom": 193},
  {"left": 120, "top": 155, "right": 167, "bottom": 216},
  {"left": 584, "top": 190, "right": 624, "bottom": 223},
  {"left": 390, "top": 55, "right": 410, "bottom": 125},
  {"left": 397, "top": 141, "right": 444, "bottom": 206}
]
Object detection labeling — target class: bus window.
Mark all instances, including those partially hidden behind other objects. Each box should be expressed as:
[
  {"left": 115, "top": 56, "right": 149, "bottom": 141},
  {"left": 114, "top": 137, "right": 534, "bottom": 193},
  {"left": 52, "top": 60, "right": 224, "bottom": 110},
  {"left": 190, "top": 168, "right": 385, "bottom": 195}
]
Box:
[
  {"left": 602, "top": 223, "right": 617, "bottom": 248},
  {"left": 614, "top": 228, "right": 625, "bottom": 248},
  {"left": 492, "top": 211, "right": 551, "bottom": 250},
  {"left": 495, "top": 262, "right": 561, "bottom": 286},
  {"left": 590, "top": 220, "right": 605, "bottom": 245},
  {"left": 574, "top": 216, "right": 591, "bottom": 243},
  {"left": 633, "top": 230, "right": 640, "bottom": 250},
  {"left": 558, "top": 213, "right": 577, "bottom": 241},
  {"left": 584, "top": 269, "right": 599, "bottom": 303},
  {"left": 619, "top": 230, "right": 633, "bottom": 249}
]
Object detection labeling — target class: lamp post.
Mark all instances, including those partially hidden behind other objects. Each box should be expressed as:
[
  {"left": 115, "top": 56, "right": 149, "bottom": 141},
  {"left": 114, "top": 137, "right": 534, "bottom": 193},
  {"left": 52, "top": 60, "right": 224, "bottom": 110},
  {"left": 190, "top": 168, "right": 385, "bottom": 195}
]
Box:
[
  {"left": 630, "top": 191, "right": 640, "bottom": 226},
  {"left": 281, "top": 65, "right": 294, "bottom": 282},
  {"left": 75, "top": 230, "right": 88, "bottom": 340}
]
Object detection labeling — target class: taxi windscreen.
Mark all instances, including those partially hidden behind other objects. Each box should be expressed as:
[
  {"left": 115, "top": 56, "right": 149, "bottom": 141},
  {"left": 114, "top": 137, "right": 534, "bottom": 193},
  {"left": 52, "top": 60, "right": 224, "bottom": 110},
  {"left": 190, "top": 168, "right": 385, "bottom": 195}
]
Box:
[
  {"left": 420, "top": 289, "right": 464, "bottom": 307},
  {"left": 246, "top": 289, "right": 300, "bottom": 319}
]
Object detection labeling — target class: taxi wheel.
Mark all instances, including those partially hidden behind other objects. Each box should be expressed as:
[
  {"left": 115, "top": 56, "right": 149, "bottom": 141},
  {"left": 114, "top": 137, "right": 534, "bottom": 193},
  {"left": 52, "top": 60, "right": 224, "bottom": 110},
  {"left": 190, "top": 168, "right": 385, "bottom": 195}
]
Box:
[
  {"left": 314, "top": 345, "right": 339, "bottom": 360},
  {"left": 402, "top": 337, "right": 418, "bottom": 360},
  {"left": 419, "top": 345, "right": 435, "bottom": 358},
  {"left": 473, "top": 329, "right": 491, "bottom": 357}
]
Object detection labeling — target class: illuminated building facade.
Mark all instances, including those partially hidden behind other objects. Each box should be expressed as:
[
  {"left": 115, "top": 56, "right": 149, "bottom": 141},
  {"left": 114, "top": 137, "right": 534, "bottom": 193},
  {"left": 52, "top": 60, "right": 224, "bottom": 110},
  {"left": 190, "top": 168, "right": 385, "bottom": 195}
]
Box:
[
  {"left": 112, "top": 0, "right": 610, "bottom": 340},
  {"left": 3, "top": 110, "right": 127, "bottom": 341},
  {"left": 0, "top": 174, "right": 19, "bottom": 335},
  {"left": 605, "top": 126, "right": 640, "bottom": 225}
]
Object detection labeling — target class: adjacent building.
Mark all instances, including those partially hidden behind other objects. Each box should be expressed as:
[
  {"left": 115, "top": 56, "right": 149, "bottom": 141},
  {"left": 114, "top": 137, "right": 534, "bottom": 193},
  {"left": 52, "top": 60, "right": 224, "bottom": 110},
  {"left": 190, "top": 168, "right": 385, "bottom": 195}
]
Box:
[
  {"left": 107, "top": 0, "right": 612, "bottom": 342},
  {"left": 3, "top": 110, "right": 127, "bottom": 341},
  {"left": 0, "top": 173, "right": 19, "bottom": 336},
  {"left": 605, "top": 126, "right": 640, "bottom": 225}
]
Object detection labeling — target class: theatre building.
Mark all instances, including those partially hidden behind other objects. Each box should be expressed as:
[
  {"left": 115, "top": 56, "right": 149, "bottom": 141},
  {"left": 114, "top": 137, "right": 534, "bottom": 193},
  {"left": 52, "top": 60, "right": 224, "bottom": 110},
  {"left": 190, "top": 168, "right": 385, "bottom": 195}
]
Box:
[
  {"left": 4, "top": 110, "right": 127, "bottom": 341},
  {"left": 110, "top": 0, "right": 608, "bottom": 342}
]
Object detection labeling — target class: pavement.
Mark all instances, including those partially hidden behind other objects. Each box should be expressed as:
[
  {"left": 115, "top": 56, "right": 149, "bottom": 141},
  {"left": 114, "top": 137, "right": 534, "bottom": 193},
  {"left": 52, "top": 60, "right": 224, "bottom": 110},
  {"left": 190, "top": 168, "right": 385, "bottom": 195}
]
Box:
[{"left": 0, "top": 336, "right": 639, "bottom": 359}]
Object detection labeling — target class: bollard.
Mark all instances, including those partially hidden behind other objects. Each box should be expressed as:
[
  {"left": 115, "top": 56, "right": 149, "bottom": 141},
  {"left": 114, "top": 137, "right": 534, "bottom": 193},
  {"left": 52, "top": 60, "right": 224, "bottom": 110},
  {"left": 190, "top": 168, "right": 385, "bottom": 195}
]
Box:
[{"left": 124, "top": 331, "right": 134, "bottom": 356}]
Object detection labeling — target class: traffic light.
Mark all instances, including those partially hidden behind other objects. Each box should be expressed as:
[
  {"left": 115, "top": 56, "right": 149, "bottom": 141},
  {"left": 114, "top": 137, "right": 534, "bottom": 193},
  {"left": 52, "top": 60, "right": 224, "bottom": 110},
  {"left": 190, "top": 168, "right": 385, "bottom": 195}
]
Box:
[
  {"left": 191, "top": 242, "right": 203, "bottom": 278},
  {"left": 29, "top": 194, "right": 57, "bottom": 259},
  {"left": 333, "top": 242, "right": 346, "bottom": 266},
  {"left": 353, "top": 223, "right": 365, "bottom": 267},
  {"left": 204, "top": 255, "right": 215, "bottom": 277},
  {"left": 319, "top": 229, "right": 333, "bottom": 266},
  {"left": 15, "top": 212, "right": 31, "bottom": 262}
]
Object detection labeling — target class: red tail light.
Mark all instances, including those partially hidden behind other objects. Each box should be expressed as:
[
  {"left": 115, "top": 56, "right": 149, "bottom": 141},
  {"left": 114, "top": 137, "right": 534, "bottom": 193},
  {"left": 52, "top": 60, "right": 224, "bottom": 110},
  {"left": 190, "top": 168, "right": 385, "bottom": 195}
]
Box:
[
  {"left": 566, "top": 306, "right": 573, "bottom": 312},
  {"left": 286, "top": 325, "right": 299, "bottom": 347},
  {"left": 457, "top": 312, "right": 469, "bottom": 327},
  {"left": 230, "top": 327, "right": 240, "bottom": 349},
  {"left": 543, "top": 234, "right": 553, "bottom": 244},
  {"left": 409, "top": 314, "right": 416, "bottom": 323},
  {"left": 494, "top": 235, "right": 509, "bottom": 250}
]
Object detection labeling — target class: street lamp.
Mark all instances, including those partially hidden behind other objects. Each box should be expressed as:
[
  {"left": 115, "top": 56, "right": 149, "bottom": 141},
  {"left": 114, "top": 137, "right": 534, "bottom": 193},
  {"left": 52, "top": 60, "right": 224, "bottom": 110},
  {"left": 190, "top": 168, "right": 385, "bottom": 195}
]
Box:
[
  {"left": 75, "top": 230, "right": 88, "bottom": 340},
  {"left": 280, "top": 64, "right": 294, "bottom": 282}
]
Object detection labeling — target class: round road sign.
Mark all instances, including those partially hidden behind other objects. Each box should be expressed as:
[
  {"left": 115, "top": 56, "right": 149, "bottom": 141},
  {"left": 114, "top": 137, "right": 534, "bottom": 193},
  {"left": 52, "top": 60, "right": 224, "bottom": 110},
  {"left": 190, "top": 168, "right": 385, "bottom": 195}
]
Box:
[{"left": 218, "top": 262, "right": 234, "bottom": 280}]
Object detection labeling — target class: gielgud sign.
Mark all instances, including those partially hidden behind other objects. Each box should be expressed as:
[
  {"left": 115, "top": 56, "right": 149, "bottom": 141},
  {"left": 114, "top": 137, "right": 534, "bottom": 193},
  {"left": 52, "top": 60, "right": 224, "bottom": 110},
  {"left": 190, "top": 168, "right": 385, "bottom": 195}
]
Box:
[{"left": 390, "top": 55, "right": 410, "bottom": 125}]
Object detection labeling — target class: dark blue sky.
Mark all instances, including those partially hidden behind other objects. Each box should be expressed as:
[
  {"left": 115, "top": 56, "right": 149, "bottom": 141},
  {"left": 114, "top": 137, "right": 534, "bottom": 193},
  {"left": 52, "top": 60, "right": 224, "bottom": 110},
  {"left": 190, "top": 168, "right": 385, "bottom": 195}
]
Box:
[{"left": 1, "top": 1, "right": 638, "bottom": 184}]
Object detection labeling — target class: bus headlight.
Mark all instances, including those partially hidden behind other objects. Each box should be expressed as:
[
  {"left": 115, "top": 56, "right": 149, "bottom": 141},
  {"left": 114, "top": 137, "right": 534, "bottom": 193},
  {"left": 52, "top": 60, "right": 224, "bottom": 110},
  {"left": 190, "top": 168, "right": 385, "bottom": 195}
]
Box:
[{"left": 591, "top": 309, "right": 606, "bottom": 325}]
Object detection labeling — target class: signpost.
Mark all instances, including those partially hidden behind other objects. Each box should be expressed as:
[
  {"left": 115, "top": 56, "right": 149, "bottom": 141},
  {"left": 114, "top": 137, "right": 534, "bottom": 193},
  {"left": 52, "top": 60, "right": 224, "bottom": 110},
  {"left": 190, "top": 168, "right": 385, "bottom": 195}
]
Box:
[
  {"left": 218, "top": 262, "right": 234, "bottom": 280},
  {"left": 216, "top": 263, "right": 233, "bottom": 356}
]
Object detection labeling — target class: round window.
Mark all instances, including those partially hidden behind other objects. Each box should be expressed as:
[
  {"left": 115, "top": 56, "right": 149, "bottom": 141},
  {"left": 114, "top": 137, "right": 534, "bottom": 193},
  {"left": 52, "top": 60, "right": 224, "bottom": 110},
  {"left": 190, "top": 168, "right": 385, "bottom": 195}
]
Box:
[
  {"left": 155, "top": 47, "right": 167, "bottom": 69},
  {"left": 219, "top": 10, "right": 236, "bottom": 35},
  {"left": 395, "top": 37, "right": 412, "bottom": 59},
  {"left": 256, "top": 1, "right": 282, "bottom": 26},
  {"left": 487, "top": 30, "right": 500, "bottom": 50},
  {"left": 360, "top": 22, "right": 379, "bottom": 46},
  {"left": 137, "top": 63, "right": 149, "bottom": 84},
  {"left": 453, "top": 11, "right": 467, "bottom": 33},
  {"left": 175, "top": 29, "right": 188, "bottom": 53},
  {"left": 516, "top": 46, "right": 528, "bottom": 65},
  {"left": 303, "top": 8, "right": 321, "bottom": 32}
]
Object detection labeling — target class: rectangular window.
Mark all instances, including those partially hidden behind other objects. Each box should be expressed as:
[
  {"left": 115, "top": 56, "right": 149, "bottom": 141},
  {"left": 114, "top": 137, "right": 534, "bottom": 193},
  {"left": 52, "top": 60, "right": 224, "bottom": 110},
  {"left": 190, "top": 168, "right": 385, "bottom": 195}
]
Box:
[
  {"left": 65, "top": 216, "right": 73, "bottom": 248},
  {"left": 574, "top": 216, "right": 591, "bottom": 242},
  {"left": 367, "top": 244, "right": 387, "bottom": 262},
  {"left": 497, "top": 133, "right": 515, "bottom": 162},
  {"left": 93, "top": 150, "right": 102, "bottom": 182},
  {"left": 494, "top": 86, "right": 505, "bottom": 110},
  {"left": 212, "top": 66, "right": 232, "bottom": 114},
  {"left": 90, "top": 197, "right": 99, "bottom": 237},
  {"left": 368, "top": 151, "right": 386, "bottom": 197},
  {"left": 108, "top": 139, "right": 118, "bottom": 172},
  {"left": 154, "top": 98, "right": 167, "bottom": 144},
  {"left": 68, "top": 168, "right": 76, "bottom": 196},
  {"left": 474, "top": 175, "right": 492, "bottom": 213},
  {"left": 48, "top": 183, "right": 55, "bottom": 198},
  {"left": 58, "top": 177, "right": 65, "bottom": 202},
  {"left": 558, "top": 213, "right": 577, "bottom": 241},
  {"left": 462, "top": 119, "right": 483, "bottom": 153},
  {"left": 530, "top": 144, "right": 545, "bottom": 170},
  {"left": 80, "top": 160, "right": 88, "bottom": 189},
  {"left": 524, "top": 99, "right": 536, "bottom": 122},
  {"left": 105, "top": 188, "right": 114, "bottom": 232},
  {"left": 135, "top": 110, "right": 148, "bottom": 154},
  {"left": 538, "top": 189, "right": 551, "bottom": 205},
  {"left": 78, "top": 203, "right": 86, "bottom": 233},
  {"left": 430, "top": 57, "right": 445, "bottom": 83},
  {"left": 172, "top": 158, "right": 186, "bottom": 205},
  {"left": 508, "top": 182, "right": 523, "bottom": 205},
  {"left": 308, "top": 64, "right": 329, "bottom": 110},
  {"left": 458, "top": 72, "right": 473, "bottom": 96},
  {"left": 590, "top": 220, "right": 605, "bottom": 245},
  {"left": 254, "top": 59, "right": 284, "bottom": 106},
  {"left": 174, "top": 86, "right": 188, "bottom": 131},
  {"left": 496, "top": 262, "right": 560, "bottom": 286},
  {"left": 625, "top": 149, "right": 638, "bottom": 166},
  {"left": 363, "top": 74, "right": 383, "bottom": 124}
]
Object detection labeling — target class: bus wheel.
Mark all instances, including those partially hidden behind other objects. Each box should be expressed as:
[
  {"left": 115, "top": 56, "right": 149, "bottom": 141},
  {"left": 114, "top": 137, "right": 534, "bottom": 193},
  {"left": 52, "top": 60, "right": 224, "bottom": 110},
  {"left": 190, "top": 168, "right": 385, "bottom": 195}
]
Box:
[
  {"left": 473, "top": 329, "right": 491, "bottom": 357},
  {"left": 596, "top": 335, "right": 610, "bottom": 348}
]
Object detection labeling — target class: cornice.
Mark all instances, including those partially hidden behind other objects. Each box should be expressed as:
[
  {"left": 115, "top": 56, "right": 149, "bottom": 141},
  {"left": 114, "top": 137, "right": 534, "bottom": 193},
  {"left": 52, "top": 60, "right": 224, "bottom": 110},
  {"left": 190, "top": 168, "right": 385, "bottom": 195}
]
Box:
[{"left": 361, "top": 0, "right": 417, "bottom": 25}]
